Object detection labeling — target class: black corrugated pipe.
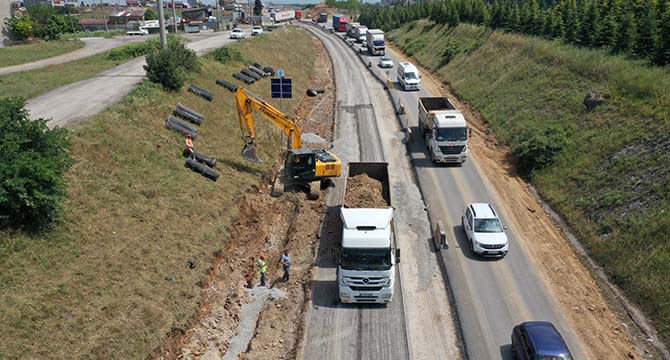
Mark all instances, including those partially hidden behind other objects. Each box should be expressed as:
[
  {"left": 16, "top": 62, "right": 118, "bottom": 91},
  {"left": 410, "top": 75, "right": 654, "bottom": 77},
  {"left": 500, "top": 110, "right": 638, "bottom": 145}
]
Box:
[
  {"left": 182, "top": 149, "right": 217, "bottom": 168},
  {"left": 165, "top": 116, "right": 197, "bottom": 138},
  {"left": 185, "top": 158, "right": 220, "bottom": 181},
  {"left": 233, "top": 73, "right": 256, "bottom": 84},
  {"left": 241, "top": 69, "right": 261, "bottom": 81},
  {"left": 216, "top": 79, "right": 238, "bottom": 92},
  {"left": 174, "top": 103, "right": 204, "bottom": 125},
  {"left": 188, "top": 85, "right": 214, "bottom": 101}
]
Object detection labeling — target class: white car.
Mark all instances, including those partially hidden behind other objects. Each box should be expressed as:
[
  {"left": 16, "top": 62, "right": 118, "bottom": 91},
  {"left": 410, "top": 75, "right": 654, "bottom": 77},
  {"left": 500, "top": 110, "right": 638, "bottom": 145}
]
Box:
[
  {"left": 251, "top": 26, "right": 263, "bottom": 36},
  {"left": 462, "top": 203, "right": 509, "bottom": 257},
  {"left": 378, "top": 56, "right": 393, "bottom": 68},
  {"left": 230, "top": 28, "right": 246, "bottom": 39}
]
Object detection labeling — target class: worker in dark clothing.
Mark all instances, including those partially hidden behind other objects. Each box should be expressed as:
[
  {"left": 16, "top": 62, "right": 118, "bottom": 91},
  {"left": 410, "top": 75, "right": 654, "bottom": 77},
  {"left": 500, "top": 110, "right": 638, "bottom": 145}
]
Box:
[{"left": 278, "top": 250, "right": 291, "bottom": 282}]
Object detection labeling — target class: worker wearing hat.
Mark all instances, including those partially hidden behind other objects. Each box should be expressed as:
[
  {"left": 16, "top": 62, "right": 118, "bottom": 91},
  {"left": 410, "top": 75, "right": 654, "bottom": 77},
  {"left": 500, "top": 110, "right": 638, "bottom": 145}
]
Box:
[{"left": 258, "top": 253, "right": 268, "bottom": 287}]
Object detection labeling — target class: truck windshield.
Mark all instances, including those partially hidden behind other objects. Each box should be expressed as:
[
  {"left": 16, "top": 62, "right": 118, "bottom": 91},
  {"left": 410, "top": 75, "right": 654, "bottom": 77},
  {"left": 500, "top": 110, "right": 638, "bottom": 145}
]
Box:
[
  {"left": 437, "top": 127, "right": 467, "bottom": 141},
  {"left": 373, "top": 40, "right": 385, "bottom": 47},
  {"left": 341, "top": 248, "right": 392, "bottom": 270},
  {"left": 474, "top": 219, "right": 504, "bottom": 233}
]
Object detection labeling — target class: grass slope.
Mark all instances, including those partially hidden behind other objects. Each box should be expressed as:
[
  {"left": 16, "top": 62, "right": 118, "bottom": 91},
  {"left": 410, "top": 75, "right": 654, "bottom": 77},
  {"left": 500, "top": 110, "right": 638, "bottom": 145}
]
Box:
[
  {"left": 0, "top": 39, "right": 85, "bottom": 68},
  {"left": 390, "top": 20, "right": 670, "bottom": 344},
  {"left": 0, "top": 28, "right": 316, "bottom": 359}
]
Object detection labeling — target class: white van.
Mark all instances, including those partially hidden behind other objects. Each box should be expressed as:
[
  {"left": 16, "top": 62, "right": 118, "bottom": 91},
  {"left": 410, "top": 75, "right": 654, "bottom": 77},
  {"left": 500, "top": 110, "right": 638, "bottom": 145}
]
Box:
[{"left": 397, "top": 62, "right": 421, "bottom": 91}]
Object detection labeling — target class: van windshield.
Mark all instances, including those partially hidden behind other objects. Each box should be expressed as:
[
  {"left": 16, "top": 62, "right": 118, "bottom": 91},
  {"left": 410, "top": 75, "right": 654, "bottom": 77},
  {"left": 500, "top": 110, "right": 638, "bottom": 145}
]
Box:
[
  {"left": 404, "top": 72, "right": 418, "bottom": 80},
  {"left": 437, "top": 127, "right": 467, "bottom": 141},
  {"left": 536, "top": 355, "right": 573, "bottom": 360}
]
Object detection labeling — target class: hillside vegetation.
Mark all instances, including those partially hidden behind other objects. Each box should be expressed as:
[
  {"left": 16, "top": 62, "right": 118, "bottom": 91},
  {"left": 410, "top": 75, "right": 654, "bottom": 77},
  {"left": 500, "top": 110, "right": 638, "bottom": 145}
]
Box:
[
  {"left": 389, "top": 20, "right": 670, "bottom": 344},
  {"left": 0, "top": 27, "right": 316, "bottom": 359}
]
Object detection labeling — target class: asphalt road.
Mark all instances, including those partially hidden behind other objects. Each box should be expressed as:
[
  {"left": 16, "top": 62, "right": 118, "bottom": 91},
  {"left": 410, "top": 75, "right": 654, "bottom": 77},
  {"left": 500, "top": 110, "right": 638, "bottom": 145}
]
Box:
[
  {"left": 299, "top": 24, "right": 461, "bottom": 360},
  {"left": 26, "top": 30, "right": 244, "bottom": 129},
  {"left": 335, "top": 30, "right": 589, "bottom": 359}
]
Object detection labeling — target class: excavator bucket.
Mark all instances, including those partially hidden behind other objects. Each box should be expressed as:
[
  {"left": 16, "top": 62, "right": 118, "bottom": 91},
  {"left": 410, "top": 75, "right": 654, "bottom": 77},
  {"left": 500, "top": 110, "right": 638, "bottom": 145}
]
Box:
[{"left": 241, "top": 141, "right": 263, "bottom": 163}]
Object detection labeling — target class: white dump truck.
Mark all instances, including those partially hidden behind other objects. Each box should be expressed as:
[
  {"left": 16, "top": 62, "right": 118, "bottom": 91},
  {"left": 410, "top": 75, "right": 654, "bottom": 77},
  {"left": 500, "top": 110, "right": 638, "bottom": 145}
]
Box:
[
  {"left": 338, "top": 162, "right": 400, "bottom": 304},
  {"left": 418, "top": 97, "right": 469, "bottom": 164}
]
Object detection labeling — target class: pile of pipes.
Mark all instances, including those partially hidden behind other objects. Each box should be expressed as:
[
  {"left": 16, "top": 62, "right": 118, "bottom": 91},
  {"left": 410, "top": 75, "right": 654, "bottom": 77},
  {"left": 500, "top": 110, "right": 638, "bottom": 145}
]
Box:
[
  {"left": 164, "top": 98, "right": 220, "bottom": 181},
  {"left": 225, "top": 62, "right": 275, "bottom": 86}
]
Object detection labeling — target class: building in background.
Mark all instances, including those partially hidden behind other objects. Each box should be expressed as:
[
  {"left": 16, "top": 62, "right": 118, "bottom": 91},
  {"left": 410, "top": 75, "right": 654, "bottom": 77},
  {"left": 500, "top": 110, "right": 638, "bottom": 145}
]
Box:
[{"left": 0, "top": 0, "right": 10, "bottom": 46}]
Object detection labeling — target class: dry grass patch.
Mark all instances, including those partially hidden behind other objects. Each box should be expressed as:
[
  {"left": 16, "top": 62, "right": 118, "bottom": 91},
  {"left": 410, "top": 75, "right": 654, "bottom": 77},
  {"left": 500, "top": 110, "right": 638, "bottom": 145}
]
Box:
[{"left": 0, "top": 26, "right": 318, "bottom": 359}]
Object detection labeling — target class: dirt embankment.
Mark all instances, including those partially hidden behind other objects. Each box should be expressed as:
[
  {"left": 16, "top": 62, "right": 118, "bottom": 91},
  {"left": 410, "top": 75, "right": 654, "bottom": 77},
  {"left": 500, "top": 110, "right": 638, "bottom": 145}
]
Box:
[
  {"left": 387, "top": 45, "right": 655, "bottom": 359},
  {"left": 344, "top": 174, "right": 389, "bottom": 208}
]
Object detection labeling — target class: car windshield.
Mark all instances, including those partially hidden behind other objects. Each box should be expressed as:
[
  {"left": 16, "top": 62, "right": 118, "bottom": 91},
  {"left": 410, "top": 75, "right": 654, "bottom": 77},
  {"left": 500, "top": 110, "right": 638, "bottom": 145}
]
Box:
[
  {"left": 437, "top": 127, "right": 467, "bottom": 141},
  {"left": 341, "top": 247, "right": 392, "bottom": 271},
  {"left": 253, "top": 27, "right": 261, "bottom": 30},
  {"left": 382, "top": 56, "right": 391, "bottom": 61},
  {"left": 537, "top": 355, "right": 573, "bottom": 360},
  {"left": 474, "top": 218, "right": 503, "bottom": 233},
  {"left": 233, "top": 29, "right": 242, "bottom": 33},
  {"left": 404, "top": 72, "right": 418, "bottom": 80}
]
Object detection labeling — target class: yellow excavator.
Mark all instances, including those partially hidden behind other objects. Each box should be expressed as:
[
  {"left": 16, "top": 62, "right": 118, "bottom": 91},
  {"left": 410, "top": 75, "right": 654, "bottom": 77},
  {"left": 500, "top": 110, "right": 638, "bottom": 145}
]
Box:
[{"left": 234, "top": 87, "right": 341, "bottom": 200}]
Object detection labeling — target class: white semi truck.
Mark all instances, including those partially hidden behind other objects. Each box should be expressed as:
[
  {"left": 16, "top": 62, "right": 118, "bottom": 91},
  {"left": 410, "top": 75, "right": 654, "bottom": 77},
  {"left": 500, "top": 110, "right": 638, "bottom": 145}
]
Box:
[
  {"left": 418, "top": 97, "right": 469, "bottom": 164},
  {"left": 366, "top": 29, "right": 385, "bottom": 55},
  {"left": 338, "top": 162, "right": 400, "bottom": 304}
]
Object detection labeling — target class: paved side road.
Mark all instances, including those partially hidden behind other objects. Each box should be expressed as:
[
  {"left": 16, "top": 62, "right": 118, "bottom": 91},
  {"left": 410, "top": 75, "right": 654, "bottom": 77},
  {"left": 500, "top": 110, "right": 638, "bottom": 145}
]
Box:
[
  {"left": 0, "top": 36, "right": 154, "bottom": 76},
  {"left": 27, "top": 31, "right": 241, "bottom": 129}
]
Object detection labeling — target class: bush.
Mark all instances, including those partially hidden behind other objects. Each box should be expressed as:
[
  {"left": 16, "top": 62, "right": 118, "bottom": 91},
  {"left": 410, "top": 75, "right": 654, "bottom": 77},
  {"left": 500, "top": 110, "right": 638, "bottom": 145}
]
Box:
[
  {"left": 511, "top": 124, "right": 568, "bottom": 177},
  {"left": 208, "top": 47, "right": 244, "bottom": 64},
  {"left": 145, "top": 42, "right": 200, "bottom": 91},
  {"left": 0, "top": 98, "right": 71, "bottom": 231},
  {"left": 6, "top": 15, "right": 37, "bottom": 40},
  {"left": 107, "top": 36, "right": 185, "bottom": 61}
]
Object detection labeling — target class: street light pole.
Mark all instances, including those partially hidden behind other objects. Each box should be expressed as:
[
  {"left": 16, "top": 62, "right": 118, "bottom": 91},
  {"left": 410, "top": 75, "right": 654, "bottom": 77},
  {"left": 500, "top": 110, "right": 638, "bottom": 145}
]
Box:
[
  {"left": 156, "top": 0, "right": 167, "bottom": 48},
  {"left": 171, "top": 0, "right": 177, "bottom": 33}
]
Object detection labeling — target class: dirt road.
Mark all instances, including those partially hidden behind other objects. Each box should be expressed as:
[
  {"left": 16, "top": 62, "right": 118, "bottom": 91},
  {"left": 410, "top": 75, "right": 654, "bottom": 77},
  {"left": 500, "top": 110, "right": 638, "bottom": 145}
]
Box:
[
  {"left": 27, "top": 31, "right": 242, "bottom": 129},
  {"left": 299, "top": 23, "right": 461, "bottom": 360}
]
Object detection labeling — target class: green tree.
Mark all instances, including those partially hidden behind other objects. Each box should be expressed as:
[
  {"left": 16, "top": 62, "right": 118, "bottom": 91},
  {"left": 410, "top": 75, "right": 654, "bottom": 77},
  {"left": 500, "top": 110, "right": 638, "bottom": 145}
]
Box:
[
  {"left": 145, "top": 41, "right": 200, "bottom": 91},
  {"left": 613, "top": 10, "right": 637, "bottom": 53},
  {"left": 563, "top": 0, "right": 580, "bottom": 43},
  {"left": 579, "top": 0, "right": 601, "bottom": 46},
  {"left": 653, "top": 7, "right": 670, "bottom": 64},
  {"left": 254, "top": 0, "right": 262, "bottom": 16},
  {"left": 635, "top": 0, "right": 658, "bottom": 58},
  {"left": 0, "top": 98, "right": 72, "bottom": 231},
  {"left": 145, "top": 8, "right": 157, "bottom": 20}
]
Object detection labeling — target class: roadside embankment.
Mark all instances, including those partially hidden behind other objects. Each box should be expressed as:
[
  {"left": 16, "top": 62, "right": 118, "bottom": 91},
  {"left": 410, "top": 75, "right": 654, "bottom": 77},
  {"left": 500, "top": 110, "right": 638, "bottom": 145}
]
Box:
[{"left": 0, "top": 27, "right": 318, "bottom": 359}]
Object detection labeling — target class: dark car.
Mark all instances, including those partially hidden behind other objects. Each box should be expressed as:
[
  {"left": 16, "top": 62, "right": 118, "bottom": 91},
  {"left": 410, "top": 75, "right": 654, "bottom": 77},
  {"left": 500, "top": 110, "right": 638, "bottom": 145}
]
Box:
[{"left": 511, "top": 321, "right": 573, "bottom": 360}]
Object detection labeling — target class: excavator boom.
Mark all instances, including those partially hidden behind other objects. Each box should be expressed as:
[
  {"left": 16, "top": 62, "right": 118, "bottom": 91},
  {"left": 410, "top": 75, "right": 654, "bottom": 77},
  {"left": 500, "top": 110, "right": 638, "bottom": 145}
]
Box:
[{"left": 235, "top": 88, "right": 303, "bottom": 162}]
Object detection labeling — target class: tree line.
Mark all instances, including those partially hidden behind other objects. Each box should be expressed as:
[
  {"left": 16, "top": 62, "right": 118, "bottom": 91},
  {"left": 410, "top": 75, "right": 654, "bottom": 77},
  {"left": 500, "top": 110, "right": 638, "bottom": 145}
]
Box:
[{"left": 331, "top": 0, "right": 670, "bottom": 66}]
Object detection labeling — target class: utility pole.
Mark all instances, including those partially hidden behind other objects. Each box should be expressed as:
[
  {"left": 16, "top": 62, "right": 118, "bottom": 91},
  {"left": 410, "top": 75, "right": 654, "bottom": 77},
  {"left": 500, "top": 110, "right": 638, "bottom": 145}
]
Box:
[
  {"left": 156, "top": 0, "right": 167, "bottom": 48},
  {"left": 99, "top": 0, "right": 109, "bottom": 33},
  {"left": 171, "top": 0, "right": 177, "bottom": 33}
]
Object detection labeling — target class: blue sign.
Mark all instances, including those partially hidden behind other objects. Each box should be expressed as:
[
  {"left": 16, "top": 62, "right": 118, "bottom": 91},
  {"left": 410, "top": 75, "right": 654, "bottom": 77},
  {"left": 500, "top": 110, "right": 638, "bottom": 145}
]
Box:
[
  {"left": 271, "top": 77, "right": 292, "bottom": 99},
  {"left": 277, "top": 69, "right": 285, "bottom": 78}
]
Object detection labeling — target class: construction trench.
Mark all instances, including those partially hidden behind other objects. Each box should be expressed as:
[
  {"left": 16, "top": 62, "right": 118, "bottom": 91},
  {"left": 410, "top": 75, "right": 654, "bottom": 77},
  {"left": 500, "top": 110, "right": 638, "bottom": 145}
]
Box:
[{"left": 150, "top": 30, "right": 337, "bottom": 360}]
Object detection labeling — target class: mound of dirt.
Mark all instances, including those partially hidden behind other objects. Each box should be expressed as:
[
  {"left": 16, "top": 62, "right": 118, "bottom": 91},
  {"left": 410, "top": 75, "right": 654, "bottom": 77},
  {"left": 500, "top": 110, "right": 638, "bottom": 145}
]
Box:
[{"left": 345, "top": 174, "right": 388, "bottom": 208}]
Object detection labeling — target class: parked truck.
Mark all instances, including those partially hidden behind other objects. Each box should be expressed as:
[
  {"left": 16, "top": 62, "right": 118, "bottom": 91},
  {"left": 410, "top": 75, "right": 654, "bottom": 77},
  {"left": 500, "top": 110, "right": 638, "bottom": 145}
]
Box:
[
  {"left": 318, "top": 12, "right": 328, "bottom": 23},
  {"left": 338, "top": 162, "right": 400, "bottom": 304},
  {"left": 366, "top": 29, "right": 385, "bottom": 55},
  {"left": 332, "top": 14, "right": 348, "bottom": 32},
  {"left": 418, "top": 97, "right": 469, "bottom": 164}
]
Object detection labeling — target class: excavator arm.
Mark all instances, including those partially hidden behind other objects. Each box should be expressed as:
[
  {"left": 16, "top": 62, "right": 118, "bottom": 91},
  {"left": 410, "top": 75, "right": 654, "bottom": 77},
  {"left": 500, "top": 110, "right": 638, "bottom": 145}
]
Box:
[{"left": 235, "top": 88, "right": 302, "bottom": 162}]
